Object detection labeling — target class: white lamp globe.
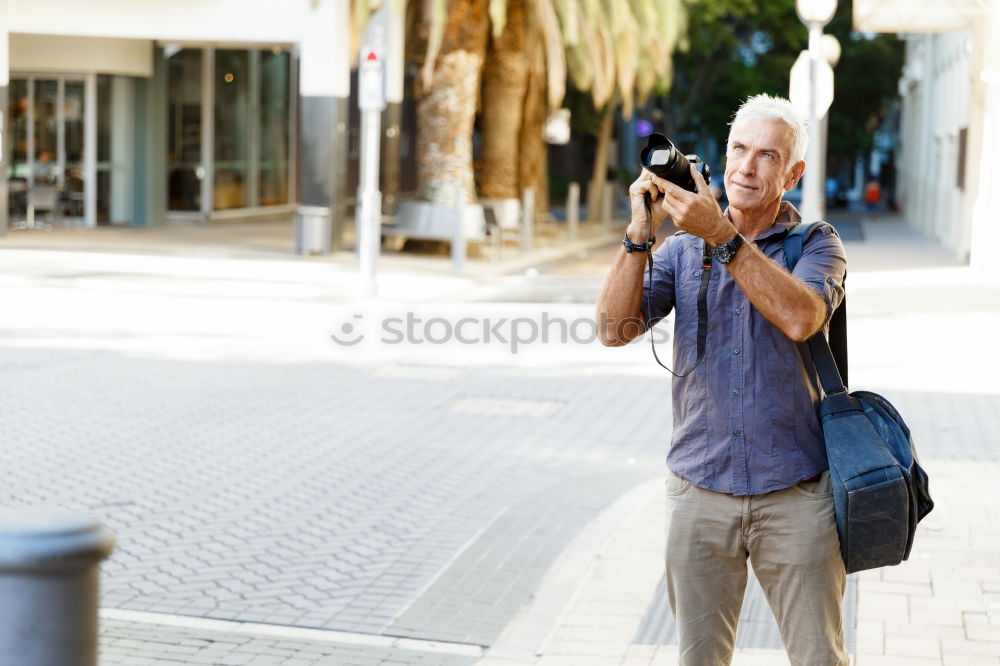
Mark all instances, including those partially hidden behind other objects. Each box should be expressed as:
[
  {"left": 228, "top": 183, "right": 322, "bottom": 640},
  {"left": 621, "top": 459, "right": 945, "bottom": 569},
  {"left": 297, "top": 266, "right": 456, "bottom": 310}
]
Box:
[
  {"left": 821, "top": 34, "right": 842, "bottom": 66},
  {"left": 796, "top": 0, "right": 838, "bottom": 26}
]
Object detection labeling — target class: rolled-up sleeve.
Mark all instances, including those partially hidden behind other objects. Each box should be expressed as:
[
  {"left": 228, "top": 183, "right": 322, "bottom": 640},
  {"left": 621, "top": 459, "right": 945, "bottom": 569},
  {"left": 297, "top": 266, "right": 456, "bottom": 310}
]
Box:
[
  {"left": 792, "top": 224, "right": 847, "bottom": 323},
  {"left": 642, "top": 236, "right": 676, "bottom": 328}
]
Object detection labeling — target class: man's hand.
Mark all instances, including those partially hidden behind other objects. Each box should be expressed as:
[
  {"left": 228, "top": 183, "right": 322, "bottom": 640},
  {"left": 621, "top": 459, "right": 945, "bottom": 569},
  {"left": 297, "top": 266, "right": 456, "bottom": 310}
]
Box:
[
  {"left": 653, "top": 165, "right": 733, "bottom": 247},
  {"left": 625, "top": 169, "right": 669, "bottom": 243}
]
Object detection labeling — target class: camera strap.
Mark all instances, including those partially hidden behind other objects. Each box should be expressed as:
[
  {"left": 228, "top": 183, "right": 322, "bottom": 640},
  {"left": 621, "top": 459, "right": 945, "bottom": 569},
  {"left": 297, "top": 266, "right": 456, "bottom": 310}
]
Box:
[{"left": 642, "top": 197, "right": 712, "bottom": 377}]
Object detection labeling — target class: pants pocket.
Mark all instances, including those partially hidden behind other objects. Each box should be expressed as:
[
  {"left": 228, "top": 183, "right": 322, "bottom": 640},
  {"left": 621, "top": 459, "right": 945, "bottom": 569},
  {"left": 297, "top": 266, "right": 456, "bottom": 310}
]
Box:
[
  {"left": 793, "top": 470, "right": 834, "bottom": 498},
  {"left": 665, "top": 469, "right": 693, "bottom": 496}
]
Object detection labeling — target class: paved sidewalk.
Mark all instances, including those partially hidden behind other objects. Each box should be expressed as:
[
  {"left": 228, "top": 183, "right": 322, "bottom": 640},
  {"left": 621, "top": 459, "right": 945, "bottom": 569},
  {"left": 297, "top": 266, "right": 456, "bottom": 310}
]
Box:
[
  {"left": 0, "top": 218, "right": 622, "bottom": 284},
  {"left": 470, "top": 215, "right": 1000, "bottom": 666},
  {"left": 4, "top": 212, "right": 998, "bottom": 665},
  {"left": 474, "top": 460, "right": 1000, "bottom": 666}
]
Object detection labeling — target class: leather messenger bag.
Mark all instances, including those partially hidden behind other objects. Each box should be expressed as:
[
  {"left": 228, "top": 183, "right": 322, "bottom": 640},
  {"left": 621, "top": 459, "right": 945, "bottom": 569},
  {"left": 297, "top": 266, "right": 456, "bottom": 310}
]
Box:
[{"left": 784, "top": 222, "right": 934, "bottom": 574}]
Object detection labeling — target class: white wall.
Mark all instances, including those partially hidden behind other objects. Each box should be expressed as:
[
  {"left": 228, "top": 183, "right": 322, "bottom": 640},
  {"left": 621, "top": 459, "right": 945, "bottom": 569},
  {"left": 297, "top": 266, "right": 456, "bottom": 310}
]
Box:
[
  {"left": 300, "top": 0, "right": 350, "bottom": 98},
  {"left": 968, "top": 3, "right": 1000, "bottom": 276},
  {"left": 0, "top": 0, "right": 9, "bottom": 87},
  {"left": 8, "top": 0, "right": 309, "bottom": 43},
  {"left": 8, "top": 0, "right": 355, "bottom": 96},
  {"left": 898, "top": 32, "right": 972, "bottom": 260},
  {"left": 10, "top": 34, "right": 153, "bottom": 77}
]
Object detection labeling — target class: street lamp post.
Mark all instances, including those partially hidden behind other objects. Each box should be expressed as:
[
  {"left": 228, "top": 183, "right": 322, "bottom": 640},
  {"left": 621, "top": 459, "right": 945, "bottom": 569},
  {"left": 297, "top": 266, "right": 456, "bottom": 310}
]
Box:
[
  {"left": 818, "top": 34, "right": 841, "bottom": 210},
  {"left": 796, "top": 0, "right": 838, "bottom": 223}
]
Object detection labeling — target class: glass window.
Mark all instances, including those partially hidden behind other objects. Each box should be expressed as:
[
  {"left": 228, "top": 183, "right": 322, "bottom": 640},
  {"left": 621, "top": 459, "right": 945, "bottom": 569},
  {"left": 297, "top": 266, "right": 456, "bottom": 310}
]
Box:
[
  {"left": 9, "top": 80, "right": 28, "bottom": 168},
  {"left": 259, "top": 50, "right": 290, "bottom": 206},
  {"left": 97, "top": 75, "right": 112, "bottom": 163},
  {"left": 33, "top": 80, "right": 58, "bottom": 185},
  {"left": 162, "top": 46, "right": 292, "bottom": 214},
  {"left": 167, "top": 48, "right": 203, "bottom": 211},
  {"left": 96, "top": 75, "right": 112, "bottom": 223},
  {"left": 214, "top": 49, "right": 250, "bottom": 210},
  {"left": 63, "top": 80, "right": 86, "bottom": 218},
  {"left": 6, "top": 79, "right": 29, "bottom": 220}
]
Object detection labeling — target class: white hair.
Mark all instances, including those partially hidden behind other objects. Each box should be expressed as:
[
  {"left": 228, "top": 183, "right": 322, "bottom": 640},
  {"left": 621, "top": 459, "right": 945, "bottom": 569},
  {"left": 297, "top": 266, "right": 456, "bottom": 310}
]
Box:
[{"left": 728, "top": 94, "right": 809, "bottom": 166}]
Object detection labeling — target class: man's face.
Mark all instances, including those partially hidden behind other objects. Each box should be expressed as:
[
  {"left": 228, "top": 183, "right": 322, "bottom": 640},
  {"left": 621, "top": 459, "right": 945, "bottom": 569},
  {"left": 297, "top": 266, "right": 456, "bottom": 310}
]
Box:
[{"left": 723, "top": 117, "right": 805, "bottom": 216}]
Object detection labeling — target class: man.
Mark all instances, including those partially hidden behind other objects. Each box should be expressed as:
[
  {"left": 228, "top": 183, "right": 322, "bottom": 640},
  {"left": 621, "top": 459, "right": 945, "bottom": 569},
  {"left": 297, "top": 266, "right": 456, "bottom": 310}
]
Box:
[{"left": 595, "top": 94, "right": 848, "bottom": 666}]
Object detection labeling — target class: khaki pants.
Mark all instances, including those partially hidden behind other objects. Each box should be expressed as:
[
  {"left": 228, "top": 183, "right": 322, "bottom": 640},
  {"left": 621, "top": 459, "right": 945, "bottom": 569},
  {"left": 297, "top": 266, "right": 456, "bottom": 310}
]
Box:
[{"left": 664, "top": 470, "right": 849, "bottom": 666}]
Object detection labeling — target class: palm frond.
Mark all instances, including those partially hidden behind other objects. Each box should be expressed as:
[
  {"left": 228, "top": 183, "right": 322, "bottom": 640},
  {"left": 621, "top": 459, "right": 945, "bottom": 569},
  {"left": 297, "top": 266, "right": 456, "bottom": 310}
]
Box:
[
  {"left": 607, "top": 0, "right": 640, "bottom": 117},
  {"left": 489, "top": 0, "right": 508, "bottom": 39},
  {"left": 349, "top": 0, "right": 373, "bottom": 63},
  {"left": 533, "top": 0, "right": 566, "bottom": 109},
  {"left": 419, "top": 0, "right": 448, "bottom": 90},
  {"left": 552, "top": 0, "right": 580, "bottom": 46}
]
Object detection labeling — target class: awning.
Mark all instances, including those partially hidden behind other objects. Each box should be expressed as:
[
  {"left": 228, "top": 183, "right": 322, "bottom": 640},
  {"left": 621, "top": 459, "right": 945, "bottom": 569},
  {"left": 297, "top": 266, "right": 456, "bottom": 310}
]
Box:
[{"left": 854, "top": 0, "right": 988, "bottom": 32}]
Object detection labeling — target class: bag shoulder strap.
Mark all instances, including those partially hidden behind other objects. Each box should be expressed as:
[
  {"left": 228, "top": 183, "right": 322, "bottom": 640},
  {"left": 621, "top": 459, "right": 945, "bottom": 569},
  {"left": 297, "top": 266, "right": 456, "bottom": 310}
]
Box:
[{"left": 783, "top": 221, "right": 849, "bottom": 393}]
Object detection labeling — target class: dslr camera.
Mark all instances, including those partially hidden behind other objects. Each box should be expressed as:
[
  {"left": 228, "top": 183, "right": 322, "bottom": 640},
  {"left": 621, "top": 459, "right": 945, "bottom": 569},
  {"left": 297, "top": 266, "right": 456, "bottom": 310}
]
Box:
[{"left": 639, "top": 133, "right": 711, "bottom": 193}]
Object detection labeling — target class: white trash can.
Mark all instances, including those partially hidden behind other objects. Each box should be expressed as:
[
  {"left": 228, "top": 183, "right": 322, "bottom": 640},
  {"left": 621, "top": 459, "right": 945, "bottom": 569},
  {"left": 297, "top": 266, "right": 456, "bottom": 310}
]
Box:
[{"left": 295, "top": 206, "right": 332, "bottom": 255}]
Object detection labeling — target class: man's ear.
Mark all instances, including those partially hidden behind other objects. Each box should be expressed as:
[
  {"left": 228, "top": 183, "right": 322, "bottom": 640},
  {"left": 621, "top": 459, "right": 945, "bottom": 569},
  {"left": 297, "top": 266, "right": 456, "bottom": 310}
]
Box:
[{"left": 784, "top": 160, "right": 806, "bottom": 191}]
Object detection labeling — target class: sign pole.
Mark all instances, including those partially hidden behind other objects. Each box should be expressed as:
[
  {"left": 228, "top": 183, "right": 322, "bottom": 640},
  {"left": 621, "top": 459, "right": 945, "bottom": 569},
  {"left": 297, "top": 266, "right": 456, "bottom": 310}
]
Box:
[
  {"left": 790, "top": 39, "right": 833, "bottom": 224},
  {"left": 803, "top": 24, "right": 825, "bottom": 223},
  {"left": 357, "top": 29, "right": 386, "bottom": 298}
]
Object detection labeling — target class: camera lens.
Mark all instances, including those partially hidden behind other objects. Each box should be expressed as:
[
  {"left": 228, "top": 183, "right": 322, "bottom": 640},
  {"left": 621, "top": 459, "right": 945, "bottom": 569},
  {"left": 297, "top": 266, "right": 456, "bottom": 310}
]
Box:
[
  {"left": 639, "top": 133, "right": 711, "bottom": 194},
  {"left": 648, "top": 148, "right": 674, "bottom": 167}
]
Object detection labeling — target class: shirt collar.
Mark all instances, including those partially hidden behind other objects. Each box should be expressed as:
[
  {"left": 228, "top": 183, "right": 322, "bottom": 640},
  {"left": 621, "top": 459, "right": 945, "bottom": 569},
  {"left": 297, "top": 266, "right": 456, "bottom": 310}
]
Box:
[{"left": 723, "top": 200, "right": 802, "bottom": 243}]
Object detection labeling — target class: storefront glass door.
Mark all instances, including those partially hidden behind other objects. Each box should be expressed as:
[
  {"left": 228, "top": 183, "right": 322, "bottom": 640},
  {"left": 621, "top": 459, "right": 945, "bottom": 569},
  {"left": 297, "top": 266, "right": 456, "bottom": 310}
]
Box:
[
  {"left": 6, "top": 75, "right": 88, "bottom": 227},
  {"left": 164, "top": 46, "right": 293, "bottom": 218}
]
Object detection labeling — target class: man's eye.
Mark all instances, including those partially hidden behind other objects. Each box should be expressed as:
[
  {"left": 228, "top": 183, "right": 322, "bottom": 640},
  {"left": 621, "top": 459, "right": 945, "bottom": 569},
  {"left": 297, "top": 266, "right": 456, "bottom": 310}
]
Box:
[{"left": 762, "top": 153, "right": 773, "bottom": 159}]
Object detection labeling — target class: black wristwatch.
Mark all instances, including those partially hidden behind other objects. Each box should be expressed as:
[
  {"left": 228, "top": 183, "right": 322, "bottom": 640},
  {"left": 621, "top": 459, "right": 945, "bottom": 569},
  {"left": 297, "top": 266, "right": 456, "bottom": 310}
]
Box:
[
  {"left": 623, "top": 234, "right": 656, "bottom": 253},
  {"left": 712, "top": 233, "right": 745, "bottom": 264}
]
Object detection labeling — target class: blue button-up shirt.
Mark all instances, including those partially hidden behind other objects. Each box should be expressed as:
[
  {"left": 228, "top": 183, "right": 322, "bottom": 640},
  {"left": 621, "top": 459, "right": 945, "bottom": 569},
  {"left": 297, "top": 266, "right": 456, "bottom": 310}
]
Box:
[{"left": 643, "top": 201, "right": 846, "bottom": 496}]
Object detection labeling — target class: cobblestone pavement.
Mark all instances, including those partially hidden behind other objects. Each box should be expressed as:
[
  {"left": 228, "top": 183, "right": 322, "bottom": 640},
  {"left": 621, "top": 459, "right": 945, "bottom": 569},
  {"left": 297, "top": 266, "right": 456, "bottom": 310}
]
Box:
[
  {"left": 2, "top": 344, "right": 662, "bottom": 631},
  {"left": 0, "top": 245, "right": 667, "bottom": 664},
  {"left": 100, "top": 617, "right": 479, "bottom": 665}
]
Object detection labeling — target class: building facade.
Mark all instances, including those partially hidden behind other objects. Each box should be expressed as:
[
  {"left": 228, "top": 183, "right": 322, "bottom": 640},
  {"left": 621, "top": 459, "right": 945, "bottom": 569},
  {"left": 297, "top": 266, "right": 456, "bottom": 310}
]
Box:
[
  {"left": 855, "top": 0, "right": 1000, "bottom": 273},
  {"left": 0, "top": 0, "right": 405, "bottom": 236}
]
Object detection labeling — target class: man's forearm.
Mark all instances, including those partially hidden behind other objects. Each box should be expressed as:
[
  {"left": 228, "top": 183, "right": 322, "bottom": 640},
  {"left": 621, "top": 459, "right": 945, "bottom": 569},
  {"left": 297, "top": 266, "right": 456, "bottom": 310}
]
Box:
[
  {"left": 599, "top": 168, "right": 675, "bottom": 346},
  {"left": 725, "top": 242, "right": 826, "bottom": 342},
  {"left": 595, "top": 247, "right": 649, "bottom": 346}
]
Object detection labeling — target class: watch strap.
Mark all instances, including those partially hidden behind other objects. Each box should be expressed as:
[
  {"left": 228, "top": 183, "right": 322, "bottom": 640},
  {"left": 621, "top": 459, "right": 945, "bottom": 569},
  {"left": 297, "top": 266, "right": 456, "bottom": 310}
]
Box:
[
  {"left": 623, "top": 234, "right": 656, "bottom": 253},
  {"left": 713, "top": 232, "right": 745, "bottom": 263}
]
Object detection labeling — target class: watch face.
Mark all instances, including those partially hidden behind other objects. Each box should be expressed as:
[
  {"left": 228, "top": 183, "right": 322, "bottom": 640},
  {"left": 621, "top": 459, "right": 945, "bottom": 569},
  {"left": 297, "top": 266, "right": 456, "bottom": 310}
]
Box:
[
  {"left": 714, "top": 245, "right": 734, "bottom": 263},
  {"left": 714, "top": 235, "right": 743, "bottom": 263}
]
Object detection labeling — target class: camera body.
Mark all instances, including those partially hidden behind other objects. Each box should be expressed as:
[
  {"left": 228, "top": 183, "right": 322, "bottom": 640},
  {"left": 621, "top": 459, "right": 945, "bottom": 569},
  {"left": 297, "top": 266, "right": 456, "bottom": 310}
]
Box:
[{"left": 640, "top": 132, "right": 711, "bottom": 193}]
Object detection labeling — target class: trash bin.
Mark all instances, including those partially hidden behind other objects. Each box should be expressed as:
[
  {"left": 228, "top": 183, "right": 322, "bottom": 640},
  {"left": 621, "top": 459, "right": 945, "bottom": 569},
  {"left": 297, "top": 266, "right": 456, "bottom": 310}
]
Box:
[
  {"left": 295, "top": 206, "right": 332, "bottom": 255},
  {"left": 0, "top": 507, "right": 116, "bottom": 666}
]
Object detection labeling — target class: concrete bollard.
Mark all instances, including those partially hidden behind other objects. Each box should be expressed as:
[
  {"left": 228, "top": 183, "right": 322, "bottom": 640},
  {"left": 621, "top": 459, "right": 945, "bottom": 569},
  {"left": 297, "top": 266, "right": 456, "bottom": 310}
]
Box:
[
  {"left": 566, "top": 182, "right": 580, "bottom": 241},
  {"left": 0, "top": 507, "right": 116, "bottom": 666},
  {"left": 602, "top": 182, "right": 615, "bottom": 227},
  {"left": 521, "top": 187, "right": 535, "bottom": 253},
  {"left": 450, "top": 205, "right": 465, "bottom": 273}
]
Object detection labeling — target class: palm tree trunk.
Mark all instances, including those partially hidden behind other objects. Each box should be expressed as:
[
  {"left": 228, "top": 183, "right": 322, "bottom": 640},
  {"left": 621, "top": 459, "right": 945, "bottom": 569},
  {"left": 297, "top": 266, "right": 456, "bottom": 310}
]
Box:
[
  {"left": 587, "top": 101, "right": 617, "bottom": 222},
  {"left": 518, "top": 20, "right": 548, "bottom": 214},
  {"left": 477, "top": 0, "right": 529, "bottom": 199},
  {"left": 411, "top": 0, "right": 490, "bottom": 206}
]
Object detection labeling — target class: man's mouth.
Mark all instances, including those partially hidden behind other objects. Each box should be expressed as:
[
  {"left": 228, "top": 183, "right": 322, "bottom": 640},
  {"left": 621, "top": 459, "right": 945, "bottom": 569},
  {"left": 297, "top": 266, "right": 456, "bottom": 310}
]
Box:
[{"left": 732, "top": 182, "right": 757, "bottom": 191}]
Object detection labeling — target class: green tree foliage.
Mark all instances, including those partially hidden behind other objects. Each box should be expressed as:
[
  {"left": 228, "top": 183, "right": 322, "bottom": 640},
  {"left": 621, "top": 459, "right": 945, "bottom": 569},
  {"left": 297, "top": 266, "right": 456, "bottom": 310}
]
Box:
[
  {"left": 661, "top": 0, "right": 805, "bottom": 146},
  {"left": 661, "top": 0, "right": 902, "bottom": 179}
]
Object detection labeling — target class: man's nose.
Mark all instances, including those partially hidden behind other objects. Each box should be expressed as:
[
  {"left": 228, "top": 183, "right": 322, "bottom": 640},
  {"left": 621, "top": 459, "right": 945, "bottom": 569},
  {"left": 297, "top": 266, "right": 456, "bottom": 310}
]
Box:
[{"left": 739, "top": 158, "right": 755, "bottom": 176}]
